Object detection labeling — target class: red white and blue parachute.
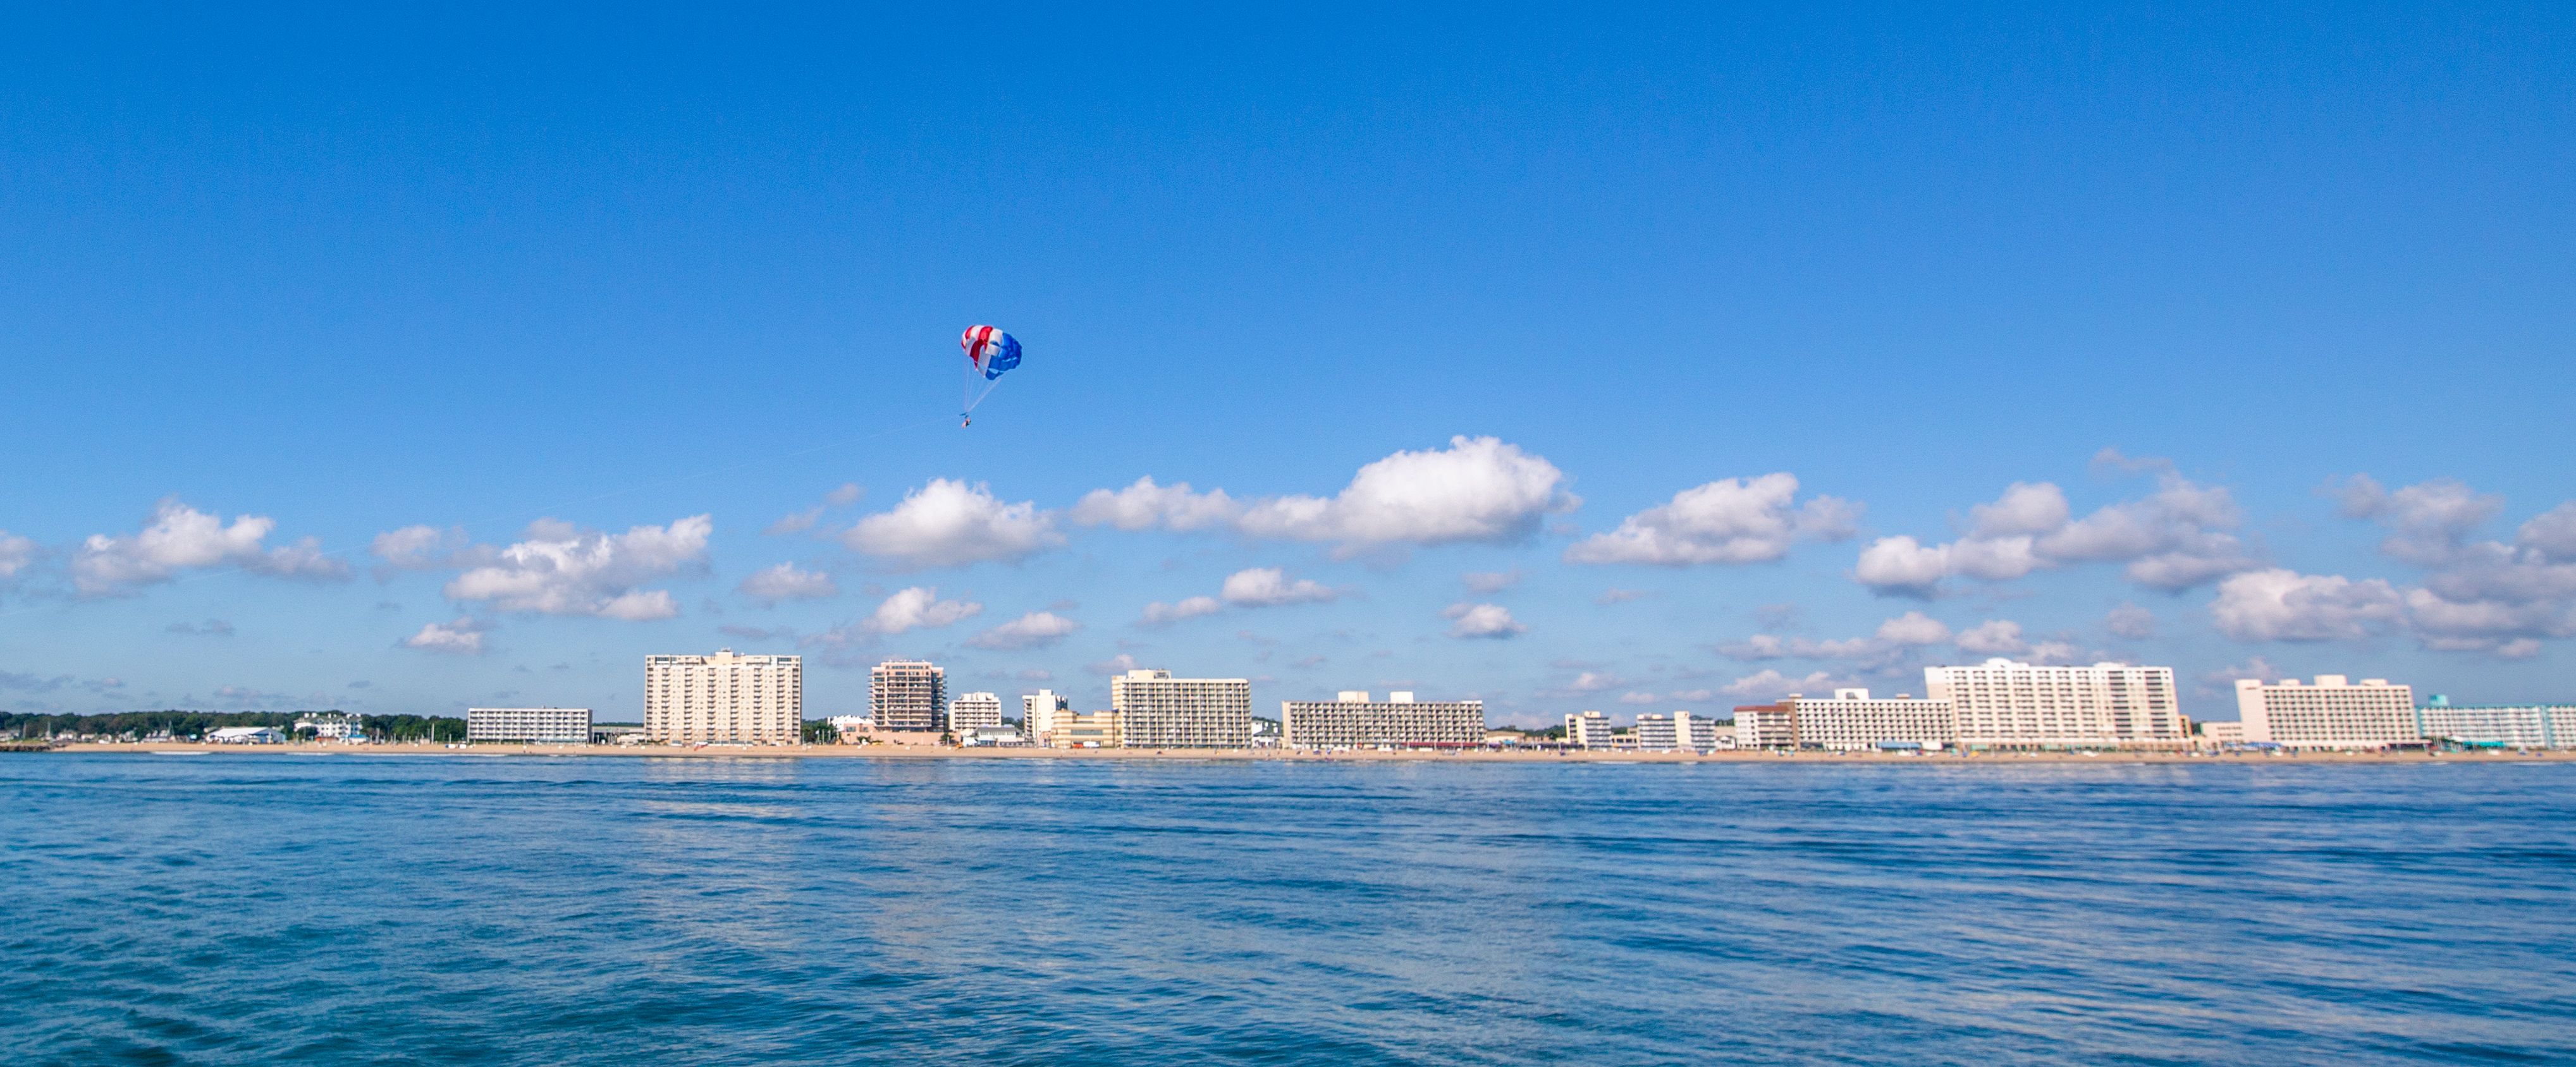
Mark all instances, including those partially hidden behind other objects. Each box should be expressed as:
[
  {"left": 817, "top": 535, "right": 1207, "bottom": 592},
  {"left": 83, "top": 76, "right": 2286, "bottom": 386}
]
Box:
[{"left": 959, "top": 325, "right": 1021, "bottom": 424}]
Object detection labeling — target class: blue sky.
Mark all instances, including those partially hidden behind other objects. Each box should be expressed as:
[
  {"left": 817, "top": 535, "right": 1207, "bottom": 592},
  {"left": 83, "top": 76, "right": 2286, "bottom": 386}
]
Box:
[{"left": 3, "top": 4, "right": 2572, "bottom": 726}]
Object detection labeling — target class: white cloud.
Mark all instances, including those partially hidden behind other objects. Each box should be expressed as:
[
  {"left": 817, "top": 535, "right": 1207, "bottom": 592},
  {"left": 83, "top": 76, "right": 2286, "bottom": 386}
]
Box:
[
  {"left": 402, "top": 617, "right": 490, "bottom": 655},
  {"left": 843, "top": 479, "right": 1063, "bottom": 568},
  {"left": 1874, "top": 611, "right": 1952, "bottom": 646},
  {"left": 2208, "top": 569, "right": 2403, "bottom": 642},
  {"left": 1617, "top": 692, "right": 1661, "bottom": 705},
  {"left": 1461, "top": 569, "right": 1523, "bottom": 594},
  {"left": 1443, "top": 602, "right": 1526, "bottom": 639},
  {"left": 2105, "top": 603, "right": 2157, "bottom": 640},
  {"left": 1086, "top": 654, "right": 1143, "bottom": 674},
  {"left": 968, "top": 611, "right": 1082, "bottom": 650},
  {"left": 371, "top": 525, "right": 471, "bottom": 571},
  {"left": 1595, "top": 587, "right": 1651, "bottom": 605},
  {"left": 444, "top": 515, "right": 709, "bottom": 620},
  {"left": 2327, "top": 480, "right": 2576, "bottom": 656},
  {"left": 1561, "top": 670, "right": 1623, "bottom": 692},
  {"left": 1853, "top": 471, "right": 2255, "bottom": 595},
  {"left": 738, "top": 563, "right": 838, "bottom": 604},
  {"left": 1953, "top": 619, "right": 2027, "bottom": 655},
  {"left": 1722, "top": 669, "right": 1844, "bottom": 699},
  {"left": 0, "top": 532, "right": 34, "bottom": 579},
  {"left": 74, "top": 499, "right": 350, "bottom": 594},
  {"left": 1139, "top": 596, "right": 1224, "bottom": 626},
  {"left": 862, "top": 587, "right": 983, "bottom": 635},
  {"left": 1220, "top": 567, "right": 1339, "bottom": 607},
  {"left": 1238, "top": 436, "right": 1578, "bottom": 552},
  {"left": 2329, "top": 475, "right": 2504, "bottom": 564},
  {"left": 1565, "top": 473, "right": 1858, "bottom": 566},
  {"left": 1069, "top": 477, "right": 1242, "bottom": 532}
]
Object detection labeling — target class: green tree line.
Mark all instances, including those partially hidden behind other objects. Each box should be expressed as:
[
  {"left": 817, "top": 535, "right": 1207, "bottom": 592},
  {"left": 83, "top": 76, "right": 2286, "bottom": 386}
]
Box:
[{"left": 2, "top": 710, "right": 466, "bottom": 743}]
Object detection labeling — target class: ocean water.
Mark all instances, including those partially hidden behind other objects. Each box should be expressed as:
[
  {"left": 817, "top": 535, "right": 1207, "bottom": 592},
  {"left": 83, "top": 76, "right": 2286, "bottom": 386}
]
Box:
[{"left": 3, "top": 755, "right": 2571, "bottom": 1065}]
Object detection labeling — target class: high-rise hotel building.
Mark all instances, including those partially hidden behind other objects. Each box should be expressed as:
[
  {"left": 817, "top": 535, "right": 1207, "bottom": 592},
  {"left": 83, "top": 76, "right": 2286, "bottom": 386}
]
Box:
[
  {"left": 1111, "top": 669, "right": 1251, "bottom": 748},
  {"left": 1783, "top": 690, "right": 1956, "bottom": 750},
  {"left": 1924, "top": 659, "right": 2183, "bottom": 748},
  {"left": 644, "top": 649, "right": 802, "bottom": 745},
  {"left": 871, "top": 659, "right": 947, "bottom": 732},
  {"left": 1022, "top": 690, "right": 1070, "bottom": 745}
]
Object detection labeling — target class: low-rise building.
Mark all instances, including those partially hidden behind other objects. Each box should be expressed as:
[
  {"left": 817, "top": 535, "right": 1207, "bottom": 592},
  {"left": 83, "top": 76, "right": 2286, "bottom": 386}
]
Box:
[
  {"left": 2415, "top": 697, "right": 2575, "bottom": 748},
  {"left": 1049, "top": 711, "right": 1120, "bottom": 748},
  {"left": 207, "top": 726, "right": 285, "bottom": 745},
  {"left": 1784, "top": 689, "right": 1956, "bottom": 751},
  {"left": 2198, "top": 721, "right": 2247, "bottom": 747},
  {"left": 825, "top": 715, "right": 873, "bottom": 743},
  {"left": 1734, "top": 704, "right": 1796, "bottom": 750},
  {"left": 1282, "top": 691, "right": 1486, "bottom": 748},
  {"left": 2238, "top": 675, "right": 2419, "bottom": 749},
  {"left": 467, "top": 707, "right": 594, "bottom": 745},
  {"left": 293, "top": 713, "right": 364, "bottom": 741}
]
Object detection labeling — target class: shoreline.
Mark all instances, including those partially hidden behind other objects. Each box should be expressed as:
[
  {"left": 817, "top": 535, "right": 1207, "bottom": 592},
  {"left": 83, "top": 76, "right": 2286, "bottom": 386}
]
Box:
[{"left": 22, "top": 742, "right": 2576, "bottom": 765}]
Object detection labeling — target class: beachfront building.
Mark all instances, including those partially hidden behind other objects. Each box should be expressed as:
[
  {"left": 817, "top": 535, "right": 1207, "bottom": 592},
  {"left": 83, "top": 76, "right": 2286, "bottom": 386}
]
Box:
[
  {"left": 2415, "top": 698, "right": 2576, "bottom": 748},
  {"left": 1633, "top": 710, "right": 1724, "bottom": 753},
  {"left": 1734, "top": 704, "right": 1796, "bottom": 750},
  {"left": 2199, "top": 721, "right": 2247, "bottom": 747},
  {"left": 293, "top": 712, "right": 364, "bottom": 741},
  {"left": 1923, "top": 659, "right": 2184, "bottom": 749},
  {"left": 870, "top": 659, "right": 947, "bottom": 733},
  {"left": 645, "top": 649, "right": 804, "bottom": 745},
  {"left": 1111, "top": 669, "right": 1252, "bottom": 749},
  {"left": 1281, "top": 691, "right": 1486, "bottom": 749},
  {"left": 1783, "top": 690, "right": 1956, "bottom": 751},
  {"left": 949, "top": 692, "right": 1003, "bottom": 736},
  {"left": 825, "top": 715, "right": 872, "bottom": 743},
  {"left": 1049, "top": 711, "right": 1120, "bottom": 748},
  {"left": 1022, "top": 690, "right": 1070, "bottom": 745},
  {"left": 2235, "top": 675, "right": 2419, "bottom": 749},
  {"left": 1564, "top": 710, "right": 1614, "bottom": 750},
  {"left": 467, "top": 706, "right": 594, "bottom": 745},
  {"left": 207, "top": 726, "right": 286, "bottom": 745}
]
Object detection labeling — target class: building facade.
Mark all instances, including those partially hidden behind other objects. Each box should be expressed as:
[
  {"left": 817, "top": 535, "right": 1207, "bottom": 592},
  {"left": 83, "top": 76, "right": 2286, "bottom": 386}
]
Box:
[
  {"left": 1564, "top": 710, "right": 1614, "bottom": 749},
  {"left": 1784, "top": 690, "right": 1956, "bottom": 750},
  {"left": 825, "top": 714, "right": 872, "bottom": 742},
  {"left": 467, "top": 706, "right": 594, "bottom": 745},
  {"left": 949, "top": 692, "right": 1003, "bottom": 735},
  {"left": 1281, "top": 691, "right": 1486, "bottom": 748},
  {"left": 870, "top": 659, "right": 947, "bottom": 733},
  {"left": 1923, "top": 659, "right": 2184, "bottom": 748},
  {"left": 1633, "top": 710, "right": 1724, "bottom": 753},
  {"left": 2415, "top": 698, "right": 2576, "bottom": 748},
  {"left": 1734, "top": 704, "right": 1796, "bottom": 750},
  {"left": 2236, "top": 675, "right": 2419, "bottom": 749},
  {"left": 1022, "top": 690, "right": 1070, "bottom": 745},
  {"left": 644, "top": 649, "right": 803, "bottom": 745},
  {"left": 1050, "top": 710, "right": 1120, "bottom": 748},
  {"left": 1111, "top": 669, "right": 1252, "bottom": 748}
]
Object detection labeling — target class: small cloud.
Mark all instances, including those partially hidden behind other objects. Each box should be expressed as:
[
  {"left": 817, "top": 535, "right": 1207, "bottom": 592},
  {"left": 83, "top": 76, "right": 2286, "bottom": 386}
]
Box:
[
  {"left": 1595, "top": 587, "right": 1652, "bottom": 606},
  {"left": 1722, "top": 669, "right": 1844, "bottom": 699},
  {"left": 402, "top": 617, "right": 491, "bottom": 655},
  {"left": 1442, "top": 602, "right": 1526, "bottom": 639},
  {"left": 720, "top": 624, "right": 795, "bottom": 642},
  {"left": 969, "top": 611, "right": 1082, "bottom": 650},
  {"left": 1085, "top": 654, "right": 1143, "bottom": 674},
  {"left": 1140, "top": 596, "right": 1224, "bottom": 626},
  {"left": 861, "top": 587, "right": 983, "bottom": 635},
  {"left": 1220, "top": 566, "right": 1339, "bottom": 607},
  {"left": 1291, "top": 655, "right": 1327, "bottom": 669},
  {"left": 1017, "top": 668, "right": 1053, "bottom": 681},
  {"left": 1463, "top": 569, "right": 1524, "bottom": 595},
  {"left": 1616, "top": 691, "right": 1660, "bottom": 705},
  {"left": 843, "top": 479, "right": 1062, "bottom": 568},
  {"left": 738, "top": 563, "right": 839, "bottom": 605},
  {"left": 767, "top": 483, "right": 866, "bottom": 535},
  {"left": 165, "top": 619, "right": 236, "bottom": 637}
]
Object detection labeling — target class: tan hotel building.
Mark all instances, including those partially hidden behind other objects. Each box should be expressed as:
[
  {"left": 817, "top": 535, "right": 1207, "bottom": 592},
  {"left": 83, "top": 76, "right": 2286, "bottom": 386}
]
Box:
[{"left": 644, "top": 649, "right": 802, "bottom": 745}]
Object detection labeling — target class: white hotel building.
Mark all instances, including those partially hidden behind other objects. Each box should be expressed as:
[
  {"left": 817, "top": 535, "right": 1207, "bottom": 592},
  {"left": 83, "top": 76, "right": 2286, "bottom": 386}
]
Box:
[
  {"left": 1112, "top": 669, "right": 1252, "bottom": 748},
  {"left": 1783, "top": 690, "right": 1956, "bottom": 750},
  {"left": 467, "top": 706, "right": 593, "bottom": 745},
  {"left": 1281, "top": 691, "right": 1485, "bottom": 749},
  {"left": 948, "top": 692, "right": 1004, "bottom": 735},
  {"left": 1633, "top": 710, "right": 1726, "bottom": 753},
  {"left": 1023, "top": 689, "right": 1070, "bottom": 745},
  {"left": 2415, "top": 698, "right": 2576, "bottom": 749},
  {"left": 2237, "top": 675, "right": 2419, "bottom": 749},
  {"left": 1925, "top": 659, "right": 2184, "bottom": 749},
  {"left": 644, "top": 650, "right": 803, "bottom": 745}
]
